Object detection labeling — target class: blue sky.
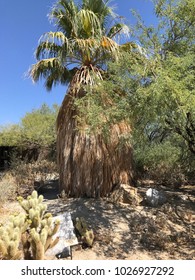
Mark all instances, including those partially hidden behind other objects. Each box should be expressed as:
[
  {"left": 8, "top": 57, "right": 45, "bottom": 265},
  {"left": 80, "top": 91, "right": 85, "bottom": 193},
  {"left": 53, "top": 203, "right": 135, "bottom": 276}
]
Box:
[{"left": 0, "top": 0, "right": 156, "bottom": 126}]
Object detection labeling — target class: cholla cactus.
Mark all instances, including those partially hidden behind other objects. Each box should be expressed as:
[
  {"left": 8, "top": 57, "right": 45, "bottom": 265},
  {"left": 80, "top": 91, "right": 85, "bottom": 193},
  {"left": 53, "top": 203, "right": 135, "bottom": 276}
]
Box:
[
  {"left": 0, "top": 213, "right": 26, "bottom": 260},
  {"left": 0, "top": 191, "right": 60, "bottom": 260},
  {"left": 30, "top": 219, "right": 60, "bottom": 260},
  {"left": 82, "top": 229, "right": 94, "bottom": 247},
  {"left": 74, "top": 217, "right": 94, "bottom": 247},
  {"left": 18, "top": 191, "right": 47, "bottom": 228},
  {"left": 18, "top": 191, "right": 60, "bottom": 260}
]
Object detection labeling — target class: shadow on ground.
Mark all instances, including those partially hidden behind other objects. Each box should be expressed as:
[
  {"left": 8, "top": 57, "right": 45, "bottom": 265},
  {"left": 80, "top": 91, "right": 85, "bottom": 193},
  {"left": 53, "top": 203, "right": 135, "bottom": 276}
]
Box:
[
  {"left": 38, "top": 182, "right": 195, "bottom": 260},
  {"left": 37, "top": 179, "right": 59, "bottom": 200}
]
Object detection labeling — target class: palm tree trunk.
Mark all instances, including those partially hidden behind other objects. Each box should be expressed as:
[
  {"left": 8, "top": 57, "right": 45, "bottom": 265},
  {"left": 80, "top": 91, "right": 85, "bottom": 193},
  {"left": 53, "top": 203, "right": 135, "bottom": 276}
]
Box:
[{"left": 57, "top": 89, "right": 134, "bottom": 198}]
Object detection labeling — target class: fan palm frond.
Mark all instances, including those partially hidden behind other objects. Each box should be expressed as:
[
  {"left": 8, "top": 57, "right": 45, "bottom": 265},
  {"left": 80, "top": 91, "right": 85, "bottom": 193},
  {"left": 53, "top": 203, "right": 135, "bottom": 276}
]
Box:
[
  {"left": 30, "top": 58, "right": 72, "bottom": 90},
  {"left": 39, "top": 31, "right": 69, "bottom": 45},
  {"left": 36, "top": 42, "right": 63, "bottom": 60},
  {"left": 82, "top": 0, "right": 115, "bottom": 26},
  {"left": 30, "top": 0, "right": 134, "bottom": 91},
  {"left": 101, "top": 36, "right": 118, "bottom": 51},
  {"left": 36, "top": 32, "right": 70, "bottom": 62},
  {"left": 45, "top": 66, "right": 74, "bottom": 90},
  {"left": 50, "top": 0, "right": 79, "bottom": 37},
  {"left": 77, "top": 9, "right": 102, "bottom": 37}
]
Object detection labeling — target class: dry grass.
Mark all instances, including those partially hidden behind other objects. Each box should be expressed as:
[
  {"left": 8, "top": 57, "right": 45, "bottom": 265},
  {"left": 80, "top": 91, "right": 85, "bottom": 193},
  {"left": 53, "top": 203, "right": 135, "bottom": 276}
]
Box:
[
  {"left": 10, "top": 159, "right": 58, "bottom": 197},
  {"left": 0, "top": 172, "right": 17, "bottom": 206}
]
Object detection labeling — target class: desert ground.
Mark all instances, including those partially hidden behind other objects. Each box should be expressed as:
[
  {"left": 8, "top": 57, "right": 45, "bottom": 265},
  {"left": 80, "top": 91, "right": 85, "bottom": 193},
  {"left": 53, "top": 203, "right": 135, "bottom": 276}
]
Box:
[{"left": 1, "top": 180, "right": 194, "bottom": 260}]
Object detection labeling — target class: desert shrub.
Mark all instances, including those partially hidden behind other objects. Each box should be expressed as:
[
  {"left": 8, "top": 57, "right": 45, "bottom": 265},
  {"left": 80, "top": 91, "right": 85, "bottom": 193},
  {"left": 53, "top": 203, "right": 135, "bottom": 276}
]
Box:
[
  {"left": 10, "top": 159, "right": 59, "bottom": 197},
  {"left": 133, "top": 140, "right": 188, "bottom": 185},
  {"left": 0, "top": 173, "right": 17, "bottom": 205},
  {"left": 0, "top": 104, "right": 58, "bottom": 149}
]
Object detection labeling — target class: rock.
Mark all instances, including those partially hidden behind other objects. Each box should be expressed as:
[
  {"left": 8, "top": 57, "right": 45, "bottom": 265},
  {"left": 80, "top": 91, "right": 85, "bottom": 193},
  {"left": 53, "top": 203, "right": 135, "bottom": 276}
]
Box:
[
  {"left": 110, "top": 184, "right": 142, "bottom": 205},
  {"left": 45, "top": 173, "right": 59, "bottom": 181},
  {"left": 34, "top": 173, "right": 59, "bottom": 191},
  {"left": 34, "top": 172, "right": 59, "bottom": 182},
  {"left": 45, "top": 212, "right": 79, "bottom": 259},
  {"left": 146, "top": 188, "right": 167, "bottom": 207}
]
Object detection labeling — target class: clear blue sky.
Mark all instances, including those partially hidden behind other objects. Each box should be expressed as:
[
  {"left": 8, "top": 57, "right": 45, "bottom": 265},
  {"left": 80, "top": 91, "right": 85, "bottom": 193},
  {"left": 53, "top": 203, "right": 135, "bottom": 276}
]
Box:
[{"left": 0, "top": 0, "right": 156, "bottom": 126}]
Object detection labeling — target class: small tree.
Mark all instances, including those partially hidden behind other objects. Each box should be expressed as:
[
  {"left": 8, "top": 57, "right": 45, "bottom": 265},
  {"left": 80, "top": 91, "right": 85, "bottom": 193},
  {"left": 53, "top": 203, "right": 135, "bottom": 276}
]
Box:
[{"left": 0, "top": 104, "right": 58, "bottom": 149}]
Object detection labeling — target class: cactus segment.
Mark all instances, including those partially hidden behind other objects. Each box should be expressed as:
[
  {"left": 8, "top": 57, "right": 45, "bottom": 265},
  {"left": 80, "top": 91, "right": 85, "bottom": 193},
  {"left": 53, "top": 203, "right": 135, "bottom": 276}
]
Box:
[{"left": 0, "top": 191, "right": 59, "bottom": 260}]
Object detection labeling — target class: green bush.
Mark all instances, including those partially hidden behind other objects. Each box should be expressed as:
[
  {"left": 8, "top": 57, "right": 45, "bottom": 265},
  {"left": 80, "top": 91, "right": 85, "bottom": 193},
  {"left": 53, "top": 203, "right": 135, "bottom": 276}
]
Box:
[
  {"left": 133, "top": 140, "right": 188, "bottom": 185},
  {"left": 0, "top": 103, "right": 59, "bottom": 149}
]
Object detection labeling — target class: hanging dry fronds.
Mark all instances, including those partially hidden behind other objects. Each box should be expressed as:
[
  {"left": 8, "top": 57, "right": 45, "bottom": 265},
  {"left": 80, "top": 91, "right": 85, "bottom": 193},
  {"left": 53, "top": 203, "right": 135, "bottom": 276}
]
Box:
[{"left": 30, "top": 0, "right": 135, "bottom": 197}]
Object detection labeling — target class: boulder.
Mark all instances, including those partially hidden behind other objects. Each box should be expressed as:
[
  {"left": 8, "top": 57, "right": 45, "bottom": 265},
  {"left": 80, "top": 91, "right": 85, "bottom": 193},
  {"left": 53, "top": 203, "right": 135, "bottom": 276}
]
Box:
[
  {"left": 110, "top": 184, "right": 142, "bottom": 205},
  {"left": 45, "top": 212, "right": 78, "bottom": 259},
  {"left": 146, "top": 188, "right": 167, "bottom": 207}
]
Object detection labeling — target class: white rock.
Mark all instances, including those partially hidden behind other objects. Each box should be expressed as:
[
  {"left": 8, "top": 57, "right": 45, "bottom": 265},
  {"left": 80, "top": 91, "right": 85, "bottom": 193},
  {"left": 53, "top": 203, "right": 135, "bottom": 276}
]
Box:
[
  {"left": 45, "top": 212, "right": 78, "bottom": 258},
  {"left": 146, "top": 188, "right": 167, "bottom": 207}
]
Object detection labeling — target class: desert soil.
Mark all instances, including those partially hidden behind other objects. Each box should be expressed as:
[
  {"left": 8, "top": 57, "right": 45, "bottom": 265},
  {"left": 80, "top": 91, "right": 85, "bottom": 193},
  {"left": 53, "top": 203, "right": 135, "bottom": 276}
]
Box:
[{"left": 1, "top": 182, "right": 194, "bottom": 260}]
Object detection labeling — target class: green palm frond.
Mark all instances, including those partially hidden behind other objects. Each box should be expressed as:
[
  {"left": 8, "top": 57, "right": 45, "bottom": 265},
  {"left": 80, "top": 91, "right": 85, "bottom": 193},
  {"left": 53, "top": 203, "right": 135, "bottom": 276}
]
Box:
[
  {"left": 30, "top": 58, "right": 59, "bottom": 81},
  {"left": 50, "top": 0, "right": 79, "bottom": 37},
  {"left": 45, "top": 67, "right": 74, "bottom": 90},
  {"left": 36, "top": 31, "right": 70, "bottom": 61},
  {"left": 77, "top": 9, "right": 101, "bottom": 37},
  {"left": 40, "top": 31, "right": 69, "bottom": 45},
  {"left": 72, "top": 36, "right": 119, "bottom": 66},
  {"left": 100, "top": 36, "right": 119, "bottom": 61},
  {"left": 30, "top": 0, "right": 135, "bottom": 91},
  {"left": 30, "top": 58, "right": 72, "bottom": 90},
  {"left": 70, "top": 38, "right": 96, "bottom": 66},
  {"left": 36, "top": 42, "right": 62, "bottom": 60},
  {"left": 82, "top": 0, "right": 115, "bottom": 25},
  {"left": 101, "top": 36, "right": 118, "bottom": 50},
  {"left": 73, "top": 38, "right": 97, "bottom": 53}
]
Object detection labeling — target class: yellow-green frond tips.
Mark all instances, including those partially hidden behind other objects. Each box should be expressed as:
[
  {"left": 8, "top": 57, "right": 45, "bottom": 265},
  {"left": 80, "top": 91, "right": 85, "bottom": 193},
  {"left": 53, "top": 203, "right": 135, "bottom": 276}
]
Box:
[
  {"left": 31, "top": 58, "right": 62, "bottom": 80},
  {"left": 77, "top": 9, "right": 101, "bottom": 37},
  {"left": 29, "top": 0, "right": 133, "bottom": 91},
  {"left": 30, "top": 58, "right": 68, "bottom": 90},
  {"left": 40, "top": 31, "right": 69, "bottom": 44}
]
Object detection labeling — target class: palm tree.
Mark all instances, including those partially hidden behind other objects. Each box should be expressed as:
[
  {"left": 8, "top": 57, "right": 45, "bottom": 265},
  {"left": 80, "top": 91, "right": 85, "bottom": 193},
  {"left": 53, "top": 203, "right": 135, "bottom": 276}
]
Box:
[{"left": 30, "top": 0, "right": 134, "bottom": 197}]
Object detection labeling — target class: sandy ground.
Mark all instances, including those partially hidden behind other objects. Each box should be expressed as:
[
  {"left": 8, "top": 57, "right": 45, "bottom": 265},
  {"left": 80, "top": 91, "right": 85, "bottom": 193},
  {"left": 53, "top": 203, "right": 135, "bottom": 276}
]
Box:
[{"left": 1, "top": 183, "right": 194, "bottom": 260}]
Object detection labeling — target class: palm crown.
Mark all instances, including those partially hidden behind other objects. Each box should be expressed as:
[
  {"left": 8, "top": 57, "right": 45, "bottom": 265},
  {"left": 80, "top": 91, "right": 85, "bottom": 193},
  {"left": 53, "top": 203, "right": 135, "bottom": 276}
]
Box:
[{"left": 30, "top": 0, "right": 131, "bottom": 90}]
